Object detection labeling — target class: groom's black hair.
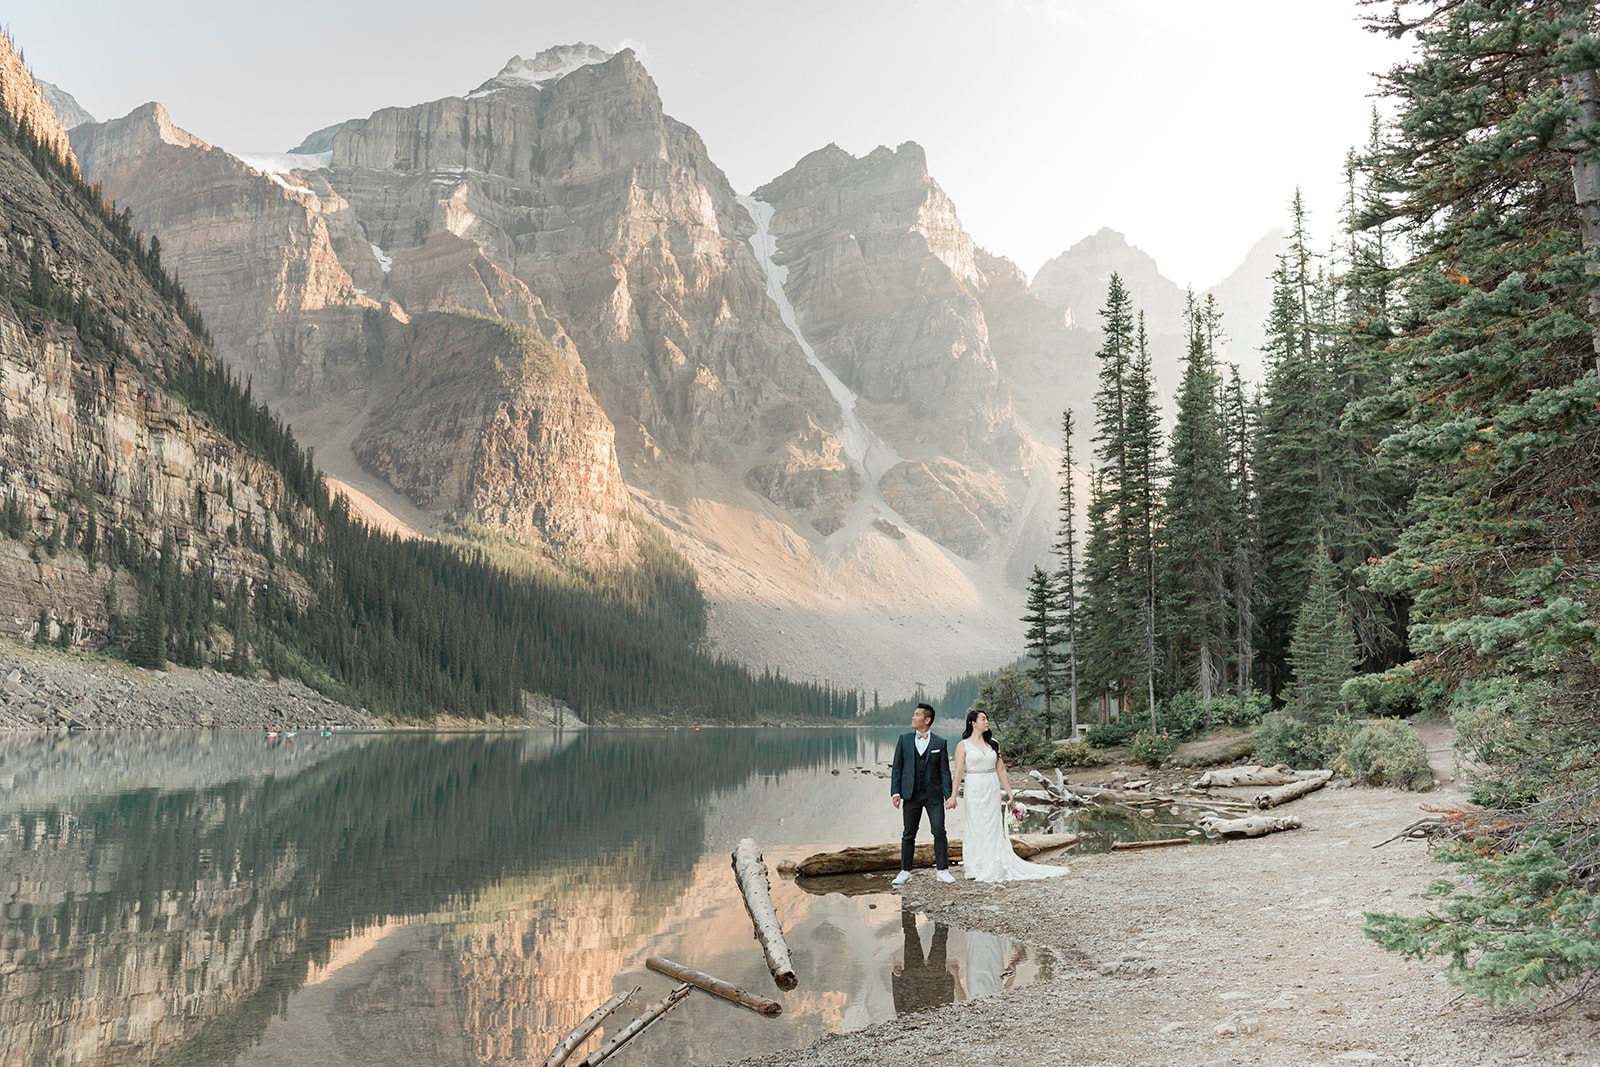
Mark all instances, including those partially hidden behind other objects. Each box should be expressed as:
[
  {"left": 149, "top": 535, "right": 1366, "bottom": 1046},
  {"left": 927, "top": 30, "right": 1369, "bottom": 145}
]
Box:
[{"left": 915, "top": 702, "right": 936, "bottom": 721}]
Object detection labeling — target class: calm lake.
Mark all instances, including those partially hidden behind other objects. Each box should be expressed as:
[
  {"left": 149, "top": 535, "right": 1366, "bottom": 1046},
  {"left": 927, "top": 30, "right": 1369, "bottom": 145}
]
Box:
[{"left": 0, "top": 727, "right": 1070, "bottom": 1067}]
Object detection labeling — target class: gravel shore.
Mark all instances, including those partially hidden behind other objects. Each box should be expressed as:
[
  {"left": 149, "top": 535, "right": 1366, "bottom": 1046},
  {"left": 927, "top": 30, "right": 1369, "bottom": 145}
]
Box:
[
  {"left": 0, "top": 640, "right": 383, "bottom": 731},
  {"left": 728, "top": 724, "right": 1600, "bottom": 1067}
]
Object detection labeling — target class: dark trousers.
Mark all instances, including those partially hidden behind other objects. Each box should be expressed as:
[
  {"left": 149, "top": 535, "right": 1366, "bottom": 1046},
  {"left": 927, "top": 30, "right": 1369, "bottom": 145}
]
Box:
[{"left": 901, "top": 789, "right": 949, "bottom": 871}]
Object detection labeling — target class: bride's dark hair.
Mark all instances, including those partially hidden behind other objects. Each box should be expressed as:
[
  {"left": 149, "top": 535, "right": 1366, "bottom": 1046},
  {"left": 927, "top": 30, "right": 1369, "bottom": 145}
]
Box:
[{"left": 962, "top": 709, "right": 1000, "bottom": 753}]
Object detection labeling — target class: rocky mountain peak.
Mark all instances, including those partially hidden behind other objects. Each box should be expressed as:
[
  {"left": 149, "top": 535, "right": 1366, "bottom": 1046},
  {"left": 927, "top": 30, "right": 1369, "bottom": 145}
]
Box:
[
  {"left": 1032, "top": 226, "right": 1184, "bottom": 336},
  {"left": 470, "top": 43, "right": 616, "bottom": 96},
  {"left": 37, "top": 79, "right": 94, "bottom": 129}
]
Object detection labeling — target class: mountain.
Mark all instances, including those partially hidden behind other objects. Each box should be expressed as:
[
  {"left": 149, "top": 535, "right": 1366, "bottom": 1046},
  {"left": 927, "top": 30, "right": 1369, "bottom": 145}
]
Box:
[
  {"left": 1203, "top": 228, "right": 1287, "bottom": 384},
  {"left": 1031, "top": 227, "right": 1286, "bottom": 391},
  {"left": 68, "top": 46, "right": 1061, "bottom": 696},
  {"left": 1033, "top": 227, "right": 1186, "bottom": 337},
  {"left": 36, "top": 79, "right": 93, "bottom": 129}
]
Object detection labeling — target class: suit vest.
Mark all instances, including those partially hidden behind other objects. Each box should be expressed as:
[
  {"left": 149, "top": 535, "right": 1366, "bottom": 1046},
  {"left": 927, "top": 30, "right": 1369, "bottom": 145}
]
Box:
[{"left": 911, "top": 740, "right": 932, "bottom": 796}]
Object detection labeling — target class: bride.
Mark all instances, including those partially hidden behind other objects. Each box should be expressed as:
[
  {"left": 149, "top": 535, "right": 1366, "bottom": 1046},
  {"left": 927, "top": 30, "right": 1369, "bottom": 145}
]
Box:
[{"left": 951, "top": 710, "right": 1072, "bottom": 883}]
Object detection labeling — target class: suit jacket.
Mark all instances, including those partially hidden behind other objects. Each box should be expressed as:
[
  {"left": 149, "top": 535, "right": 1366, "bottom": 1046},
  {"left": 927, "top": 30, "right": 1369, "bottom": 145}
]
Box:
[{"left": 890, "top": 731, "right": 953, "bottom": 801}]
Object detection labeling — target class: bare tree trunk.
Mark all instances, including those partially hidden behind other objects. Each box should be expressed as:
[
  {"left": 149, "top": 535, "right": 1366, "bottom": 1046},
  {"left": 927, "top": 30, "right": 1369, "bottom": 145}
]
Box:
[
  {"left": 645, "top": 956, "right": 783, "bottom": 1016},
  {"left": 541, "top": 988, "right": 639, "bottom": 1067},
  {"left": 730, "top": 839, "right": 797, "bottom": 990},
  {"left": 1564, "top": 33, "right": 1600, "bottom": 375},
  {"left": 575, "top": 985, "right": 693, "bottom": 1067}
]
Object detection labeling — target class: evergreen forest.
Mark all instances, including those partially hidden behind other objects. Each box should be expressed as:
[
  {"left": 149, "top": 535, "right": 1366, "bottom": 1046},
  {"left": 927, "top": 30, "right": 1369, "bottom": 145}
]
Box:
[{"left": 1005, "top": 0, "right": 1600, "bottom": 1006}]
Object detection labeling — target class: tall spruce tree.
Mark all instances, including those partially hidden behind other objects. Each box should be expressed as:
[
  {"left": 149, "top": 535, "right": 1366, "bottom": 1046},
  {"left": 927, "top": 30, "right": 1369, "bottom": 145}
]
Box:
[
  {"left": 1054, "top": 408, "right": 1082, "bottom": 736},
  {"left": 1354, "top": 0, "right": 1600, "bottom": 1004},
  {"left": 1022, "top": 565, "right": 1067, "bottom": 740},
  {"left": 1284, "top": 536, "right": 1356, "bottom": 723},
  {"left": 1160, "top": 294, "right": 1234, "bottom": 711},
  {"left": 1127, "top": 314, "right": 1163, "bottom": 727},
  {"left": 1254, "top": 192, "right": 1340, "bottom": 697}
]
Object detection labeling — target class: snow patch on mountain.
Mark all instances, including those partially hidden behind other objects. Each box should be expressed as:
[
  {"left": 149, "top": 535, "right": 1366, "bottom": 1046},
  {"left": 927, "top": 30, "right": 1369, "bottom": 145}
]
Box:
[{"left": 467, "top": 44, "right": 613, "bottom": 98}]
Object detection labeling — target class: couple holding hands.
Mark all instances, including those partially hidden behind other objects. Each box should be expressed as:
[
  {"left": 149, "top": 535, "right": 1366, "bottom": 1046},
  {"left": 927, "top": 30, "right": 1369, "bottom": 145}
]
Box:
[{"left": 889, "top": 702, "right": 1072, "bottom": 885}]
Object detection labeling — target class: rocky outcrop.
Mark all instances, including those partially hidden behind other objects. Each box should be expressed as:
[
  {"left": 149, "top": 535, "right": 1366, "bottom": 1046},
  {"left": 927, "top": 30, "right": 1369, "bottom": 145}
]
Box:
[
  {"left": 353, "top": 310, "right": 638, "bottom": 560},
  {"left": 0, "top": 32, "right": 76, "bottom": 172},
  {"left": 36, "top": 80, "right": 93, "bottom": 130},
  {"left": 69, "top": 102, "right": 380, "bottom": 403},
  {"left": 744, "top": 418, "right": 862, "bottom": 536},
  {"left": 754, "top": 141, "right": 1064, "bottom": 552}
]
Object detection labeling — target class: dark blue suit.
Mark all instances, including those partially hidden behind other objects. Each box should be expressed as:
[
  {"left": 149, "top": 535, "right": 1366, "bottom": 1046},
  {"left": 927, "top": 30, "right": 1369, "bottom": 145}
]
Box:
[{"left": 891, "top": 731, "right": 953, "bottom": 871}]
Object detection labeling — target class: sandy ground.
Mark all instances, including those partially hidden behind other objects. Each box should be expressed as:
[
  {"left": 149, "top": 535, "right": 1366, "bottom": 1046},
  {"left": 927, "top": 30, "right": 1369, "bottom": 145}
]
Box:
[{"left": 727, "top": 723, "right": 1600, "bottom": 1067}]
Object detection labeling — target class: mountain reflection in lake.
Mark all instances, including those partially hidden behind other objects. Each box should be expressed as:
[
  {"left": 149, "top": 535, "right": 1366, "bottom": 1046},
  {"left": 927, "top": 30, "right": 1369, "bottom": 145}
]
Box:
[{"left": 0, "top": 729, "right": 1047, "bottom": 1067}]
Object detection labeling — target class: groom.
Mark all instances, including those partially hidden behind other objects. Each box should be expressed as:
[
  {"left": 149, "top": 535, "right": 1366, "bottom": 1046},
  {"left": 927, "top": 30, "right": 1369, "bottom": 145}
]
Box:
[{"left": 890, "top": 702, "right": 956, "bottom": 886}]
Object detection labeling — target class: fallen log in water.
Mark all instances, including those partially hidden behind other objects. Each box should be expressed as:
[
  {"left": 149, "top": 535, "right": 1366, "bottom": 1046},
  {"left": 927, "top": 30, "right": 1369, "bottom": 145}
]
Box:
[
  {"left": 782, "top": 833, "right": 1080, "bottom": 877},
  {"left": 576, "top": 984, "right": 692, "bottom": 1067},
  {"left": 1111, "top": 837, "right": 1192, "bottom": 850},
  {"left": 1253, "top": 776, "right": 1327, "bottom": 809},
  {"left": 645, "top": 956, "right": 782, "bottom": 1016},
  {"left": 1196, "top": 813, "right": 1302, "bottom": 837},
  {"left": 730, "top": 839, "right": 797, "bottom": 990},
  {"left": 541, "top": 987, "right": 639, "bottom": 1067}
]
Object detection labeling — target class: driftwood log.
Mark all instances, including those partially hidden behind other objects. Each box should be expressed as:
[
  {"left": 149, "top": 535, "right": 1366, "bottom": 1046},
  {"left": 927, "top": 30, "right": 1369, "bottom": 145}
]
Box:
[
  {"left": 1253, "top": 775, "right": 1330, "bottom": 809},
  {"left": 575, "top": 984, "right": 692, "bottom": 1067},
  {"left": 1111, "top": 837, "right": 1192, "bottom": 850},
  {"left": 1196, "top": 813, "right": 1302, "bottom": 837},
  {"left": 645, "top": 955, "right": 782, "bottom": 1016},
  {"left": 784, "top": 833, "right": 1079, "bottom": 876},
  {"left": 730, "top": 839, "right": 797, "bottom": 990},
  {"left": 541, "top": 986, "right": 639, "bottom": 1067},
  {"left": 1197, "top": 764, "right": 1298, "bottom": 788}
]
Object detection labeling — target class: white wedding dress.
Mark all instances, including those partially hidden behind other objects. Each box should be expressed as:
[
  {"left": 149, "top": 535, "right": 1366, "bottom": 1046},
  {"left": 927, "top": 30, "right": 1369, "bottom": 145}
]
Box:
[{"left": 959, "top": 738, "right": 1072, "bottom": 883}]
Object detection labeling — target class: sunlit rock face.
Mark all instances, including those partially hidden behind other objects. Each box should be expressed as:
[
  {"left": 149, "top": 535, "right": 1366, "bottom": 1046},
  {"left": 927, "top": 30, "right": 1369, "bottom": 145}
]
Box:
[
  {"left": 69, "top": 48, "right": 847, "bottom": 559},
  {"left": 750, "top": 142, "right": 1083, "bottom": 553},
  {"left": 324, "top": 48, "right": 836, "bottom": 491}
]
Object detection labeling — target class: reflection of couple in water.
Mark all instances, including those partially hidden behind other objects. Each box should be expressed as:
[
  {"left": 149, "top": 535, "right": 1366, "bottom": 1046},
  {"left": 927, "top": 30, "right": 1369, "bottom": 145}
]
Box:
[
  {"left": 891, "top": 907, "right": 1026, "bottom": 1012},
  {"left": 889, "top": 702, "right": 1074, "bottom": 884}
]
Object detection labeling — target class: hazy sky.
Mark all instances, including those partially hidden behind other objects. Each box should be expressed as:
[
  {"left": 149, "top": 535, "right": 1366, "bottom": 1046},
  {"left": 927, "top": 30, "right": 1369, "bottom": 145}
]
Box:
[{"left": 11, "top": 0, "right": 1410, "bottom": 289}]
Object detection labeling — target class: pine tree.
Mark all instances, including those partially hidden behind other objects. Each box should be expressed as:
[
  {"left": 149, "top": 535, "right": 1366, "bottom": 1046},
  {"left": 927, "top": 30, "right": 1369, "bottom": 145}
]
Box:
[
  {"left": 1254, "top": 192, "right": 1339, "bottom": 696},
  {"left": 1126, "top": 314, "right": 1163, "bottom": 728},
  {"left": 1354, "top": 0, "right": 1600, "bottom": 1004},
  {"left": 1221, "top": 366, "right": 1261, "bottom": 720},
  {"left": 1160, "top": 294, "right": 1233, "bottom": 711},
  {"left": 1054, "top": 408, "right": 1082, "bottom": 736},
  {"left": 1022, "top": 565, "right": 1066, "bottom": 740},
  {"left": 1284, "top": 537, "right": 1356, "bottom": 723}
]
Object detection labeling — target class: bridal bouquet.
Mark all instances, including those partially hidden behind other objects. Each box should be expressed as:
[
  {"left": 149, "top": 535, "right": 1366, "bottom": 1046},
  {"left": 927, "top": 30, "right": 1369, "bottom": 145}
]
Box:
[{"left": 1008, "top": 801, "right": 1027, "bottom": 827}]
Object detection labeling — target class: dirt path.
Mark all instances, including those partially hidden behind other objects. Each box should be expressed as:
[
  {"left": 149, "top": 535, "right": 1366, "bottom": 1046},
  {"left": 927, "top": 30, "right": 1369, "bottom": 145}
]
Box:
[{"left": 728, "top": 724, "right": 1600, "bottom": 1067}]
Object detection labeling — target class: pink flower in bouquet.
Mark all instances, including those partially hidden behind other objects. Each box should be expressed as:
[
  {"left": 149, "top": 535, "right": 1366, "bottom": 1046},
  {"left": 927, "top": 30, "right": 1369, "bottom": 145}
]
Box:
[{"left": 1008, "top": 801, "right": 1026, "bottom": 827}]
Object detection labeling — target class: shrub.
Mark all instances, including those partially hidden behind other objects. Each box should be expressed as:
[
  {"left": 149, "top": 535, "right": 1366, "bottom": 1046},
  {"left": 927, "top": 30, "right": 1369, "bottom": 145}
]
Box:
[
  {"left": 1128, "top": 728, "right": 1177, "bottom": 767},
  {"left": 1155, "top": 690, "right": 1207, "bottom": 739},
  {"left": 1047, "top": 741, "right": 1106, "bottom": 768},
  {"left": 1085, "top": 715, "right": 1142, "bottom": 748},
  {"left": 1215, "top": 689, "right": 1271, "bottom": 728},
  {"left": 1332, "top": 720, "right": 1433, "bottom": 790},
  {"left": 1252, "top": 711, "right": 1326, "bottom": 768}
]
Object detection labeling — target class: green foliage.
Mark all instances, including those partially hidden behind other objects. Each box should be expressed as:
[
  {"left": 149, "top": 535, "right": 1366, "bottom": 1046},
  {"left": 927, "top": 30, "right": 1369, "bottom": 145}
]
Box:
[
  {"left": 32, "top": 607, "right": 48, "bottom": 645},
  {"left": 1021, "top": 565, "right": 1068, "bottom": 738},
  {"left": 1331, "top": 720, "right": 1432, "bottom": 790},
  {"left": 969, "top": 669, "right": 1032, "bottom": 729},
  {"left": 1127, "top": 728, "right": 1177, "bottom": 768},
  {"left": 129, "top": 596, "right": 166, "bottom": 670},
  {"left": 1285, "top": 539, "right": 1358, "bottom": 723},
  {"left": 1085, "top": 714, "right": 1142, "bottom": 748},
  {"left": 1046, "top": 741, "right": 1106, "bottom": 768},
  {"left": 1364, "top": 842, "right": 1600, "bottom": 1005},
  {"left": 1251, "top": 711, "right": 1330, "bottom": 768}
]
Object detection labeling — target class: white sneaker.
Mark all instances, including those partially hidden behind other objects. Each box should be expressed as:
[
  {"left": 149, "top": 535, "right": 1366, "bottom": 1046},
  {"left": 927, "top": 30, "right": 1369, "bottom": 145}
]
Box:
[
  {"left": 891, "top": 870, "right": 913, "bottom": 886},
  {"left": 936, "top": 869, "right": 956, "bottom": 883}
]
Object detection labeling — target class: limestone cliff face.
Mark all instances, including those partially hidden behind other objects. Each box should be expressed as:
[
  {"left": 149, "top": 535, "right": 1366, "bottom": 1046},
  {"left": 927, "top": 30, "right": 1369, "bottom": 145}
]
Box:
[
  {"left": 69, "top": 103, "right": 379, "bottom": 402},
  {"left": 0, "top": 92, "right": 300, "bottom": 645},
  {"left": 754, "top": 142, "right": 1062, "bottom": 552},
  {"left": 1032, "top": 227, "right": 1186, "bottom": 336},
  {"left": 354, "top": 311, "right": 638, "bottom": 558},
  {"left": 325, "top": 48, "right": 833, "bottom": 485}
]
